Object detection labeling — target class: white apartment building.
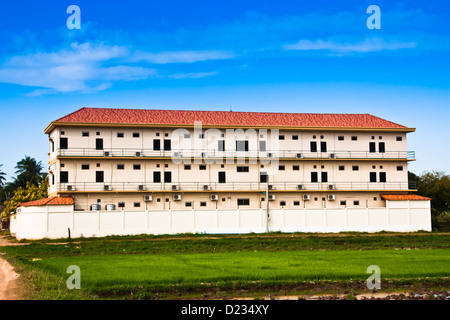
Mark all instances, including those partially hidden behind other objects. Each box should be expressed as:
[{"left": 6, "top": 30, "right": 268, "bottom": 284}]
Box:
[{"left": 11, "top": 107, "right": 432, "bottom": 239}]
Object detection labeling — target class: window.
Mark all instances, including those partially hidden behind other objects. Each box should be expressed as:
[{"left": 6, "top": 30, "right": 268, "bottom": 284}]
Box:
[
  {"left": 371, "top": 136, "right": 375, "bottom": 140},
  {"left": 157, "top": 198, "right": 161, "bottom": 202},
  {"left": 153, "top": 139, "right": 161, "bottom": 151},
  {"left": 81, "top": 164, "right": 89, "bottom": 170},
  {"left": 280, "top": 201, "right": 286, "bottom": 206},
  {"left": 353, "top": 201, "right": 360, "bottom": 206},
  {"left": 185, "top": 202, "right": 192, "bottom": 207},
  {"left": 379, "top": 136, "right": 383, "bottom": 140},
  {"left": 96, "top": 138, "right": 103, "bottom": 150},
  {"left": 117, "top": 132, "right": 124, "bottom": 138},
  {"left": 311, "top": 172, "right": 318, "bottom": 183},
  {"left": 51, "top": 141, "right": 55, "bottom": 152},
  {"left": 340, "top": 201, "right": 346, "bottom": 206},
  {"left": 118, "top": 202, "right": 125, "bottom": 208},
  {"left": 352, "top": 165, "right": 359, "bottom": 171},
  {"left": 396, "top": 136, "right": 402, "bottom": 141},
  {"left": 259, "top": 141, "right": 266, "bottom": 152},
  {"left": 134, "top": 202, "right": 141, "bottom": 208},
  {"left": 338, "top": 136, "right": 344, "bottom": 141},
  {"left": 96, "top": 171, "right": 104, "bottom": 183},
  {"left": 156, "top": 133, "right": 160, "bottom": 136},
  {"left": 379, "top": 172, "right": 387, "bottom": 183},
  {"left": 222, "top": 198, "right": 226, "bottom": 202},
  {"left": 310, "top": 141, "right": 317, "bottom": 152},
  {"left": 218, "top": 140, "right": 225, "bottom": 151},
  {"left": 165, "top": 133, "right": 169, "bottom": 137},
  {"left": 379, "top": 142, "right": 385, "bottom": 153},
  {"left": 236, "top": 140, "right": 249, "bottom": 151},
  {"left": 60, "top": 137, "right": 68, "bottom": 150},
  {"left": 237, "top": 199, "right": 250, "bottom": 206},
  {"left": 320, "top": 141, "right": 327, "bottom": 152},
  {"left": 82, "top": 131, "right": 89, "bottom": 137},
  {"left": 370, "top": 172, "right": 377, "bottom": 183},
  {"left": 153, "top": 172, "right": 161, "bottom": 183},
  {"left": 261, "top": 198, "right": 265, "bottom": 202},
  {"left": 117, "top": 164, "right": 125, "bottom": 170},
  {"left": 373, "top": 197, "right": 378, "bottom": 201},
  {"left": 60, "top": 171, "right": 69, "bottom": 183},
  {"left": 293, "top": 165, "right": 299, "bottom": 171},
  {"left": 218, "top": 172, "right": 226, "bottom": 183},
  {"left": 96, "top": 163, "right": 100, "bottom": 167},
  {"left": 51, "top": 174, "right": 55, "bottom": 185},
  {"left": 200, "top": 202, "right": 207, "bottom": 207},
  {"left": 397, "top": 166, "right": 403, "bottom": 171},
  {"left": 260, "top": 172, "right": 268, "bottom": 183},
  {"left": 312, "top": 135, "right": 316, "bottom": 139},
  {"left": 164, "top": 172, "right": 172, "bottom": 183},
  {"left": 292, "top": 135, "right": 298, "bottom": 140},
  {"left": 237, "top": 166, "right": 249, "bottom": 172},
  {"left": 369, "top": 142, "right": 376, "bottom": 153},
  {"left": 199, "top": 164, "right": 207, "bottom": 170},
  {"left": 351, "top": 136, "right": 358, "bottom": 141},
  {"left": 321, "top": 172, "right": 328, "bottom": 183},
  {"left": 184, "top": 133, "right": 191, "bottom": 139},
  {"left": 279, "top": 165, "right": 285, "bottom": 171},
  {"left": 293, "top": 201, "right": 300, "bottom": 206},
  {"left": 133, "top": 132, "right": 140, "bottom": 138},
  {"left": 339, "top": 165, "right": 345, "bottom": 171},
  {"left": 164, "top": 140, "right": 171, "bottom": 151},
  {"left": 96, "top": 132, "right": 100, "bottom": 136},
  {"left": 279, "top": 135, "right": 285, "bottom": 140},
  {"left": 133, "top": 164, "right": 141, "bottom": 170},
  {"left": 184, "top": 165, "right": 191, "bottom": 170},
  {"left": 321, "top": 165, "right": 325, "bottom": 169},
  {"left": 61, "top": 131, "right": 65, "bottom": 135}
]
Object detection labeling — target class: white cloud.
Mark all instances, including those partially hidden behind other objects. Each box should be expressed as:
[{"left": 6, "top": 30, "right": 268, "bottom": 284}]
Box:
[
  {"left": 132, "top": 50, "right": 236, "bottom": 64},
  {"left": 168, "top": 71, "right": 218, "bottom": 79},
  {"left": 283, "top": 38, "right": 417, "bottom": 53},
  {"left": 0, "top": 43, "right": 156, "bottom": 94}
]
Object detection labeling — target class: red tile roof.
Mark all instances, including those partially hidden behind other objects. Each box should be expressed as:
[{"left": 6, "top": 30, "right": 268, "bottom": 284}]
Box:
[
  {"left": 48, "top": 107, "right": 410, "bottom": 130},
  {"left": 380, "top": 194, "right": 432, "bottom": 201},
  {"left": 19, "top": 197, "right": 74, "bottom": 207}
]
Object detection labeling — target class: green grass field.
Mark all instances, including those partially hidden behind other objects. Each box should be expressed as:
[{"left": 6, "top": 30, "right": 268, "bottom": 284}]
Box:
[{"left": 2, "top": 232, "right": 449, "bottom": 299}]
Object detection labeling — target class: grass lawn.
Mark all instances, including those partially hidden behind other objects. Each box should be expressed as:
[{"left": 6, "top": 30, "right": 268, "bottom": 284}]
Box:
[{"left": 1, "top": 232, "right": 449, "bottom": 299}]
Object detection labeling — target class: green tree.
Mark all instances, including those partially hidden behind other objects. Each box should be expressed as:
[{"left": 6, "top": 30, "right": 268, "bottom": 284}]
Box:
[
  {"left": 416, "top": 171, "right": 450, "bottom": 216},
  {"left": 2, "top": 176, "right": 48, "bottom": 222},
  {"left": 0, "top": 164, "right": 6, "bottom": 187},
  {"left": 10, "top": 156, "right": 44, "bottom": 189}
]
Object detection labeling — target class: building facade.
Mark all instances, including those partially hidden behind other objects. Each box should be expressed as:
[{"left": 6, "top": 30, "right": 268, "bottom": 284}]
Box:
[{"left": 45, "top": 108, "right": 417, "bottom": 212}]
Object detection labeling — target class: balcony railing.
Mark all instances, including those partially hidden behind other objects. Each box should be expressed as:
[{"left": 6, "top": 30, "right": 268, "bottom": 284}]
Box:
[
  {"left": 58, "top": 181, "right": 417, "bottom": 193},
  {"left": 57, "top": 148, "right": 416, "bottom": 160}
]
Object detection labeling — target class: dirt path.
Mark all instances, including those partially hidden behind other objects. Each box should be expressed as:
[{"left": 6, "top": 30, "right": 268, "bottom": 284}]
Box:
[{"left": 0, "top": 236, "right": 23, "bottom": 300}]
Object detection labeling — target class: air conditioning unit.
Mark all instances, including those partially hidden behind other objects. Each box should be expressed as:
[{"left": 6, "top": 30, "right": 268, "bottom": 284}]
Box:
[
  {"left": 138, "top": 185, "right": 146, "bottom": 191},
  {"left": 329, "top": 153, "right": 337, "bottom": 159},
  {"left": 105, "top": 204, "right": 116, "bottom": 211},
  {"left": 144, "top": 195, "right": 153, "bottom": 202},
  {"left": 66, "top": 185, "right": 76, "bottom": 191},
  {"left": 302, "top": 194, "right": 311, "bottom": 201},
  {"left": 104, "top": 185, "right": 112, "bottom": 191},
  {"left": 135, "top": 152, "right": 143, "bottom": 157},
  {"left": 268, "top": 194, "right": 276, "bottom": 201},
  {"left": 172, "top": 185, "right": 180, "bottom": 191},
  {"left": 327, "top": 194, "right": 336, "bottom": 201},
  {"left": 173, "top": 194, "right": 182, "bottom": 201},
  {"left": 268, "top": 185, "right": 275, "bottom": 190},
  {"left": 203, "top": 185, "right": 211, "bottom": 191},
  {"left": 90, "top": 204, "right": 101, "bottom": 211},
  {"left": 328, "top": 184, "right": 336, "bottom": 190},
  {"left": 297, "top": 184, "right": 305, "bottom": 190},
  {"left": 104, "top": 151, "right": 112, "bottom": 157},
  {"left": 296, "top": 153, "right": 303, "bottom": 158},
  {"left": 268, "top": 153, "right": 273, "bottom": 158},
  {"left": 173, "top": 152, "right": 181, "bottom": 157},
  {"left": 210, "top": 194, "right": 219, "bottom": 201}
]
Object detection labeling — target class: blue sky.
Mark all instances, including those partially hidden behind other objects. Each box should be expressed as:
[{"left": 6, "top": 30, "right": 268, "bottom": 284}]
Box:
[{"left": 0, "top": 0, "right": 449, "bottom": 180}]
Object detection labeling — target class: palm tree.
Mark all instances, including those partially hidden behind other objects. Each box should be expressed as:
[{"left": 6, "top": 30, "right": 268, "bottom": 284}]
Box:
[
  {"left": 14, "top": 156, "right": 44, "bottom": 188},
  {"left": 0, "top": 164, "right": 6, "bottom": 187}
]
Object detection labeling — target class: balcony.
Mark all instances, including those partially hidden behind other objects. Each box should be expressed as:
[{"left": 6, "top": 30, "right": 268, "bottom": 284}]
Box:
[
  {"left": 57, "top": 148, "right": 415, "bottom": 160},
  {"left": 58, "top": 181, "right": 417, "bottom": 193}
]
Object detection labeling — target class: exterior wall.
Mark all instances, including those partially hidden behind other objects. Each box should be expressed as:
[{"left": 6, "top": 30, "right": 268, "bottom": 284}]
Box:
[{"left": 12, "top": 200, "right": 432, "bottom": 240}]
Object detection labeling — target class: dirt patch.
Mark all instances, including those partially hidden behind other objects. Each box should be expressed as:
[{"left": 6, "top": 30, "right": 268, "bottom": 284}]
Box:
[{"left": 0, "top": 256, "right": 22, "bottom": 300}]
